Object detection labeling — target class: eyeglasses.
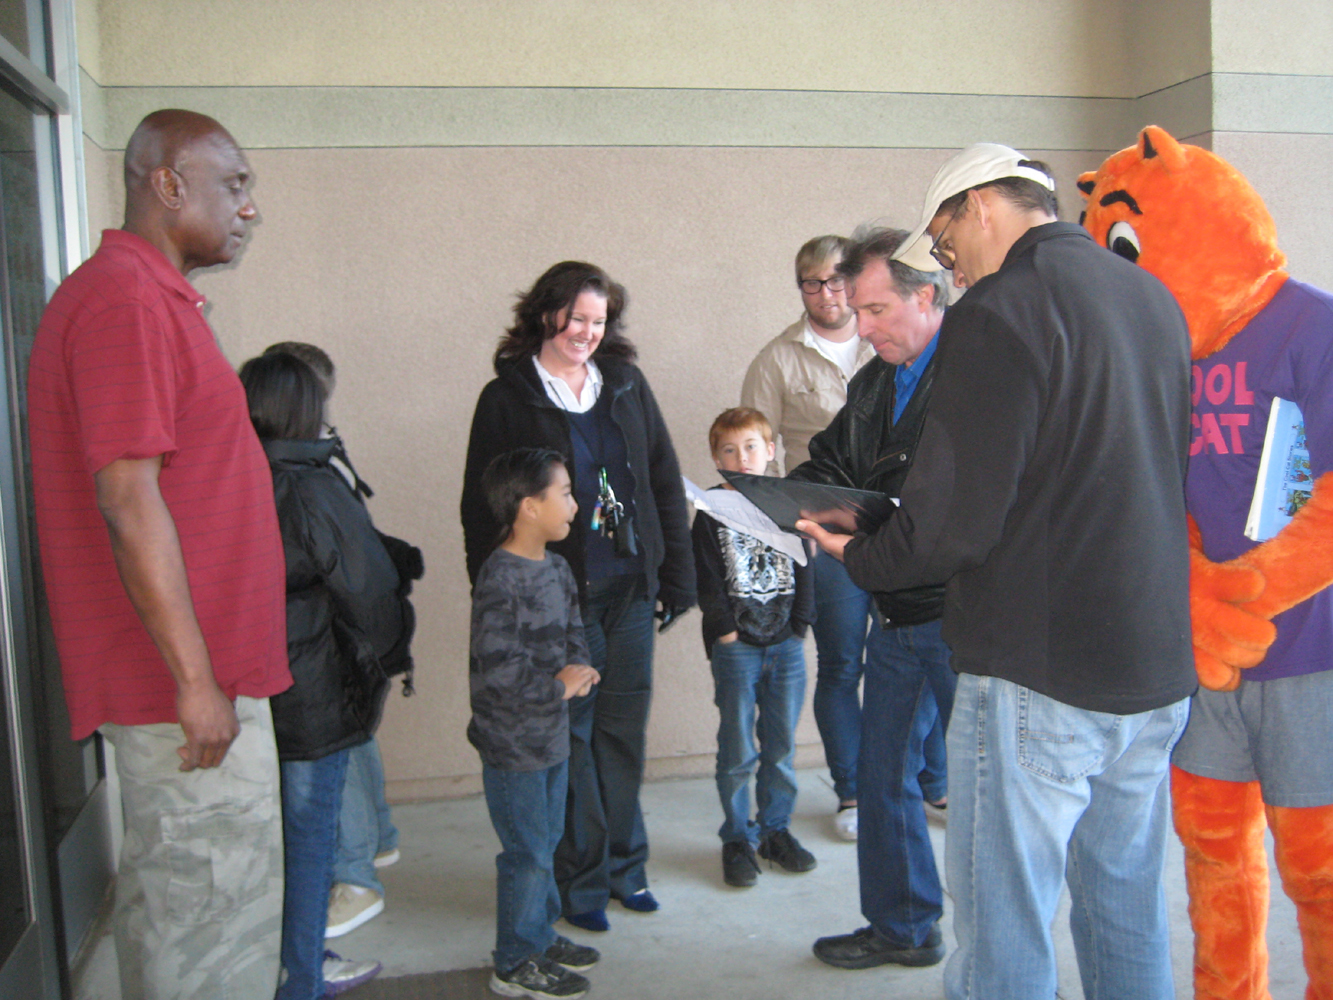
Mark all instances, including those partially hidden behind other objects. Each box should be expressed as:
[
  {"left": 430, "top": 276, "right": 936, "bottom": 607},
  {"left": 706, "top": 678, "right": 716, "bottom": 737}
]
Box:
[
  {"left": 799, "top": 275, "right": 846, "bottom": 294},
  {"left": 929, "top": 200, "right": 967, "bottom": 269}
]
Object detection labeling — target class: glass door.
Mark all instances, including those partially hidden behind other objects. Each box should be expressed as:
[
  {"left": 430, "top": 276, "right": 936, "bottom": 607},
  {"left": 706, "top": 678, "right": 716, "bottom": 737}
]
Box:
[{"left": 0, "top": 0, "right": 88, "bottom": 995}]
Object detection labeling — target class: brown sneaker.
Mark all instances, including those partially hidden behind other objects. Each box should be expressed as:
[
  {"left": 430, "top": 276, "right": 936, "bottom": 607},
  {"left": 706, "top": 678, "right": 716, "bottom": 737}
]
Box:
[{"left": 325, "top": 883, "right": 384, "bottom": 938}]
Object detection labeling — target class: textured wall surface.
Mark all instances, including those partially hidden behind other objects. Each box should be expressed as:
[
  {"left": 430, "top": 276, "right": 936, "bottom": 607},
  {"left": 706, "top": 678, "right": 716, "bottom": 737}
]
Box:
[
  {"left": 83, "top": 0, "right": 1201, "bottom": 96},
  {"left": 73, "top": 0, "right": 1333, "bottom": 799}
]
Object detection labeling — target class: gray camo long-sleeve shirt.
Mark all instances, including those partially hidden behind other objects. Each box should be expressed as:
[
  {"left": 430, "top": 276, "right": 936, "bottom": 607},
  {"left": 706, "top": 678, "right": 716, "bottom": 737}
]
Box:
[{"left": 467, "top": 548, "right": 590, "bottom": 771}]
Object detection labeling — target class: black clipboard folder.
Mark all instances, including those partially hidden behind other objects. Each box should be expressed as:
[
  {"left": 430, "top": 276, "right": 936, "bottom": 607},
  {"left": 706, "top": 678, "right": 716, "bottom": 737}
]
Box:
[{"left": 719, "top": 471, "right": 897, "bottom": 536}]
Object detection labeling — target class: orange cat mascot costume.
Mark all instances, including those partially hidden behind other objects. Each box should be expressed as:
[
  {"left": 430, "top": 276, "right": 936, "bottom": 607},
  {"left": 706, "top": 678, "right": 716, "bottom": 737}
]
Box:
[{"left": 1080, "top": 126, "right": 1333, "bottom": 1000}]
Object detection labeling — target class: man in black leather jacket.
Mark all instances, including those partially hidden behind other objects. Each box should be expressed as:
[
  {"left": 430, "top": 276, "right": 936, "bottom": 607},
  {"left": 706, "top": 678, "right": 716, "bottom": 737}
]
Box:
[{"left": 790, "top": 227, "right": 956, "bottom": 971}]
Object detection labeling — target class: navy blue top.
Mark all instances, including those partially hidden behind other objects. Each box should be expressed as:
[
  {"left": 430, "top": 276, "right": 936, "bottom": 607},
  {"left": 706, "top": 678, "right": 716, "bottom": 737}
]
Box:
[{"left": 566, "top": 391, "right": 644, "bottom": 582}]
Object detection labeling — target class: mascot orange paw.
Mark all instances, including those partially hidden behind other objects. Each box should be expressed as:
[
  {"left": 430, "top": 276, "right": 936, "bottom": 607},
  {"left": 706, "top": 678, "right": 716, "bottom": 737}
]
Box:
[
  {"left": 1236, "top": 471, "right": 1333, "bottom": 622},
  {"left": 1190, "top": 547, "right": 1277, "bottom": 690}
]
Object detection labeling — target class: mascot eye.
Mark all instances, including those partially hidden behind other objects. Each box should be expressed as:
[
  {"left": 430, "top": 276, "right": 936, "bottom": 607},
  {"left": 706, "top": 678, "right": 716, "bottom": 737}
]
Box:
[{"left": 1106, "top": 221, "right": 1141, "bottom": 264}]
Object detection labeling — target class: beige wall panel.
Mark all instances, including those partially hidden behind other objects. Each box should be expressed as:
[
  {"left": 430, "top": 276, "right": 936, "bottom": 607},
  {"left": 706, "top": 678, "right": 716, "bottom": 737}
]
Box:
[
  {"left": 1210, "top": 132, "right": 1333, "bottom": 291},
  {"left": 1212, "top": 0, "right": 1333, "bottom": 76},
  {"left": 1124, "top": 0, "right": 1211, "bottom": 96},
  {"left": 88, "top": 0, "right": 1149, "bottom": 97},
  {"left": 74, "top": 0, "right": 101, "bottom": 81},
  {"left": 73, "top": 143, "right": 1099, "bottom": 794},
  {"left": 82, "top": 134, "right": 116, "bottom": 238}
]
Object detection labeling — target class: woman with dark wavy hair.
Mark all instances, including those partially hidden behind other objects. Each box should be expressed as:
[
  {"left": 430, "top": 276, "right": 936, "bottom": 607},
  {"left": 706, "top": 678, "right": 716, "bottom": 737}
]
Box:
[{"left": 461, "top": 260, "right": 696, "bottom": 932}]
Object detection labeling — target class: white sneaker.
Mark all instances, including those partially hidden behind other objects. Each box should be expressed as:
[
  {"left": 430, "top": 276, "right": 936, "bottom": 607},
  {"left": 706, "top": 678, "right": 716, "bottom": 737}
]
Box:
[
  {"left": 834, "top": 805, "right": 858, "bottom": 841},
  {"left": 373, "top": 847, "right": 400, "bottom": 868},
  {"left": 924, "top": 798, "right": 948, "bottom": 827},
  {"left": 321, "top": 950, "right": 382, "bottom": 996},
  {"left": 325, "top": 884, "right": 384, "bottom": 938}
]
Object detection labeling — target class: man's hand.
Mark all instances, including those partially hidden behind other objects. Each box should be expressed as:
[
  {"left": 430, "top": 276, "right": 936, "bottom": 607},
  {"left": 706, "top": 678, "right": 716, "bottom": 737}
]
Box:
[
  {"left": 557, "top": 664, "right": 601, "bottom": 700},
  {"left": 796, "top": 519, "right": 853, "bottom": 562},
  {"left": 176, "top": 679, "right": 241, "bottom": 770},
  {"left": 96, "top": 456, "right": 234, "bottom": 767}
]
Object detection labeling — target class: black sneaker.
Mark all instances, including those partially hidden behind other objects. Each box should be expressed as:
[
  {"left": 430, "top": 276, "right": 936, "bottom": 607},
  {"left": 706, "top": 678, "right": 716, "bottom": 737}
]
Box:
[
  {"left": 813, "top": 924, "right": 945, "bottom": 969},
  {"left": 722, "top": 840, "right": 761, "bottom": 887},
  {"left": 757, "top": 828, "right": 817, "bottom": 873},
  {"left": 490, "top": 955, "right": 590, "bottom": 998},
  {"left": 543, "top": 935, "right": 600, "bottom": 971}
]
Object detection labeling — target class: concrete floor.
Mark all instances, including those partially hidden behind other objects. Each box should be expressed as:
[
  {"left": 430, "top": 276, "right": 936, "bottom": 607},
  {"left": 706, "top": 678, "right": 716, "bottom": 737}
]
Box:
[{"left": 73, "top": 768, "right": 1307, "bottom": 1000}]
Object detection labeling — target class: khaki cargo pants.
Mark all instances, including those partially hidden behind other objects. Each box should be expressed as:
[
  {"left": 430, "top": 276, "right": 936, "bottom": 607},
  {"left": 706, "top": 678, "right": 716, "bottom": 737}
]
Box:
[{"left": 101, "top": 696, "right": 284, "bottom": 1000}]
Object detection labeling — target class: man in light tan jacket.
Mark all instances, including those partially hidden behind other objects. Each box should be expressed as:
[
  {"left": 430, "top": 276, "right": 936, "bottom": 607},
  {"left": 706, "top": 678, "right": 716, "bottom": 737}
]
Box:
[{"left": 742, "top": 235, "right": 869, "bottom": 473}]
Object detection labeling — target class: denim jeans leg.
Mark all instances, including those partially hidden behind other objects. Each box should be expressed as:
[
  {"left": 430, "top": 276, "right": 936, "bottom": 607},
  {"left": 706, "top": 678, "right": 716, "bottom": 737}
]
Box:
[
  {"left": 1066, "top": 700, "right": 1187, "bottom": 1000},
  {"left": 754, "top": 636, "right": 807, "bottom": 837},
  {"left": 944, "top": 673, "right": 1185, "bottom": 1000},
  {"left": 368, "top": 738, "right": 399, "bottom": 854},
  {"left": 919, "top": 705, "right": 949, "bottom": 804},
  {"left": 556, "top": 574, "right": 655, "bottom": 913},
  {"left": 333, "top": 738, "right": 386, "bottom": 894},
  {"left": 859, "top": 619, "right": 953, "bottom": 947},
  {"left": 277, "top": 748, "right": 350, "bottom": 1000},
  {"left": 810, "top": 551, "right": 872, "bottom": 803},
  {"left": 711, "top": 640, "right": 762, "bottom": 845},
  {"left": 484, "top": 762, "right": 567, "bottom": 973}
]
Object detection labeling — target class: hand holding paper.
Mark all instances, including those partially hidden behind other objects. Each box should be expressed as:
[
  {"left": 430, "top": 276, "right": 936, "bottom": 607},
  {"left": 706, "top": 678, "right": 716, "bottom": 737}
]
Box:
[{"left": 795, "top": 518, "right": 853, "bottom": 562}]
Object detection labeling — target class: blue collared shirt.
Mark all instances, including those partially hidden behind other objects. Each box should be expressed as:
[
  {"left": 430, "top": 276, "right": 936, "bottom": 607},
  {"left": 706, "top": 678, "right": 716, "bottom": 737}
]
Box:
[{"left": 893, "top": 331, "right": 940, "bottom": 424}]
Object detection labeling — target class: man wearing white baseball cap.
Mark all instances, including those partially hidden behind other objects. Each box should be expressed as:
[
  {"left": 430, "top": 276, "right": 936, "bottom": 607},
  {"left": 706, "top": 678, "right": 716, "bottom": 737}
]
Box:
[{"left": 797, "top": 143, "right": 1196, "bottom": 999}]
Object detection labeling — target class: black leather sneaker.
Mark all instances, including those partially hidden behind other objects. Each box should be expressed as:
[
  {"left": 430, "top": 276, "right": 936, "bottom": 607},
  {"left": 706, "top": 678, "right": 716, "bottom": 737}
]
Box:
[
  {"left": 491, "top": 955, "right": 590, "bottom": 998},
  {"left": 543, "top": 935, "right": 599, "bottom": 971},
  {"left": 813, "top": 923, "right": 945, "bottom": 969},
  {"left": 722, "top": 840, "right": 761, "bottom": 887},
  {"left": 758, "top": 828, "right": 817, "bottom": 873}
]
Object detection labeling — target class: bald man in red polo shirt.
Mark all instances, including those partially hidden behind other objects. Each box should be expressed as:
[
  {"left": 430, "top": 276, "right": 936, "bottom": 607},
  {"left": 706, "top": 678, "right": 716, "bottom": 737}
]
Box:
[{"left": 28, "top": 110, "right": 290, "bottom": 999}]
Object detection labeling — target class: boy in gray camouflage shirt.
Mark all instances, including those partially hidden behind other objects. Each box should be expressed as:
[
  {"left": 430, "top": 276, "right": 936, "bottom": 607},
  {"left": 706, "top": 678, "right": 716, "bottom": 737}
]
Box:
[{"left": 470, "top": 448, "right": 602, "bottom": 999}]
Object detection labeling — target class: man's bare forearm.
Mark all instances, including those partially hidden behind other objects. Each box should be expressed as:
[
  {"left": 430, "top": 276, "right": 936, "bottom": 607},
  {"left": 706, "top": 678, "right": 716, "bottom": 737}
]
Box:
[{"left": 95, "top": 456, "right": 238, "bottom": 768}]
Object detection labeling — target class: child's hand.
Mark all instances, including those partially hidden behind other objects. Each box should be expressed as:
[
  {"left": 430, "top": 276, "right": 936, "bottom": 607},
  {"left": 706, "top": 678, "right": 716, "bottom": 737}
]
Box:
[{"left": 557, "top": 664, "right": 600, "bottom": 700}]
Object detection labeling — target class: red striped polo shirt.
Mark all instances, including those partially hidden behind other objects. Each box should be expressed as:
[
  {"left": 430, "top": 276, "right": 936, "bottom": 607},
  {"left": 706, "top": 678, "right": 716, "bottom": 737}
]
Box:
[{"left": 28, "top": 229, "right": 291, "bottom": 739}]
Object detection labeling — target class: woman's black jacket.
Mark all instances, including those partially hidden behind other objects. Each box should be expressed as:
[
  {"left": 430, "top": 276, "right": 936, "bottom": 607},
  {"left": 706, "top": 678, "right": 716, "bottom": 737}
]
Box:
[
  {"left": 460, "top": 355, "right": 696, "bottom": 610},
  {"left": 265, "top": 438, "right": 412, "bottom": 761}
]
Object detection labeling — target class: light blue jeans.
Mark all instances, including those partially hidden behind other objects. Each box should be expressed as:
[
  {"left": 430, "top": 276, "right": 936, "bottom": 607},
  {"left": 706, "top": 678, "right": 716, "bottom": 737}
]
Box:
[
  {"left": 710, "top": 635, "right": 807, "bottom": 844},
  {"left": 333, "top": 737, "right": 399, "bottom": 894},
  {"left": 944, "top": 673, "right": 1189, "bottom": 1000}
]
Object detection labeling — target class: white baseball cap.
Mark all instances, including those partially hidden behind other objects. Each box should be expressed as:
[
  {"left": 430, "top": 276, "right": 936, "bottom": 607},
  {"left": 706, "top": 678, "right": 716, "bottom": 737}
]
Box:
[{"left": 893, "top": 143, "right": 1056, "bottom": 272}]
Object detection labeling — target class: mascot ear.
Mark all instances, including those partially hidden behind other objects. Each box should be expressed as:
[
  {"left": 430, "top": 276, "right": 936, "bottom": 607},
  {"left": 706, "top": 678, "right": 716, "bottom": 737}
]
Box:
[
  {"left": 1139, "top": 125, "right": 1188, "bottom": 172},
  {"left": 1076, "top": 171, "right": 1097, "bottom": 201}
]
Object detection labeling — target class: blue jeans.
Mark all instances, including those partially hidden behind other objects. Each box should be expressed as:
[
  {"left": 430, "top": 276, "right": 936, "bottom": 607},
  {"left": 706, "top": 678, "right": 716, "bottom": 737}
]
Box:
[
  {"left": 944, "top": 673, "right": 1189, "bottom": 1000},
  {"left": 556, "top": 573, "right": 655, "bottom": 913},
  {"left": 711, "top": 635, "right": 807, "bottom": 844},
  {"left": 333, "top": 737, "right": 399, "bottom": 895},
  {"left": 484, "top": 761, "right": 569, "bottom": 973},
  {"left": 810, "top": 551, "right": 871, "bottom": 803},
  {"left": 811, "top": 553, "right": 947, "bottom": 804},
  {"left": 859, "top": 618, "right": 956, "bottom": 947},
  {"left": 277, "top": 748, "right": 350, "bottom": 1000}
]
